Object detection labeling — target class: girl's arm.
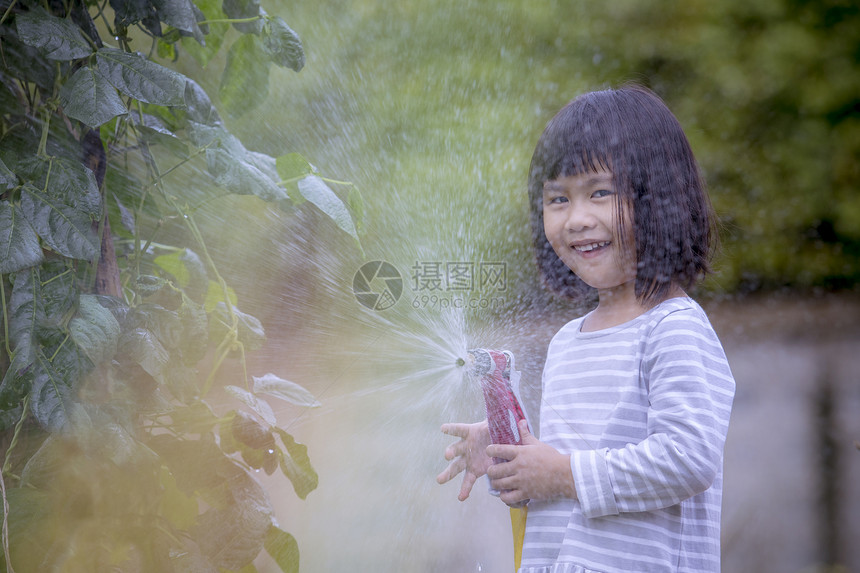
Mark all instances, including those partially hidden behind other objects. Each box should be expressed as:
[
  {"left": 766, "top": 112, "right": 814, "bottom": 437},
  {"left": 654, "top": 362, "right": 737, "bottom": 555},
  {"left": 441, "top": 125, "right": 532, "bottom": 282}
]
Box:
[{"left": 571, "top": 311, "right": 735, "bottom": 518}]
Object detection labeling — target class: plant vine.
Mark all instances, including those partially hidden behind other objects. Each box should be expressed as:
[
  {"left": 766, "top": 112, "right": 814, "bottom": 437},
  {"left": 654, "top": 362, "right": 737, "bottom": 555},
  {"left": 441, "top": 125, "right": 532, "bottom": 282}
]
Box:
[{"left": 0, "top": 0, "right": 362, "bottom": 570}]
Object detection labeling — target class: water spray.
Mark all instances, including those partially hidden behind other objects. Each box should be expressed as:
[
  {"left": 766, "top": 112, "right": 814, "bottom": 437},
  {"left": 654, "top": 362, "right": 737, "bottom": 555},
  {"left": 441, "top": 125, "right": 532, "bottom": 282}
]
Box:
[{"left": 460, "top": 348, "right": 530, "bottom": 507}]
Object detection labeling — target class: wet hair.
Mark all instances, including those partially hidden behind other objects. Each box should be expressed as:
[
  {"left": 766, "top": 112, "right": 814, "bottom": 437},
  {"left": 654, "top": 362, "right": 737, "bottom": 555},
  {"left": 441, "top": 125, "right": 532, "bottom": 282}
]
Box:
[{"left": 528, "top": 85, "right": 716, "bottom": 304}]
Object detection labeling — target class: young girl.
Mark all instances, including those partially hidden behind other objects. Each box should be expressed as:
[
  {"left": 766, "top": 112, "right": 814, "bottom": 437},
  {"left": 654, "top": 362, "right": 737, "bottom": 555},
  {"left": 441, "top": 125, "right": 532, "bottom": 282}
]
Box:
[{"left": 437, "top": 85, "right": 735, "bottom": 573}]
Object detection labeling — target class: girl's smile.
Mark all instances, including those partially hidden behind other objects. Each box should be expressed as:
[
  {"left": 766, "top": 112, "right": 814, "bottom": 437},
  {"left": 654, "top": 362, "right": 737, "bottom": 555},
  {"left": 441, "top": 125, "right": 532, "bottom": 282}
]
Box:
[{"left": 542, "top": 168, "right": 636, "bottom": 296}]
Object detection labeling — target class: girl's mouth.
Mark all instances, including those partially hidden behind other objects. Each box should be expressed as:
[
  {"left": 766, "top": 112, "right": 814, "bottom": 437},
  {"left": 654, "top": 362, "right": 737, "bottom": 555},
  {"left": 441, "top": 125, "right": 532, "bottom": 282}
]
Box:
[{"left": 573, "top": 241, "right": 610, "bottom": 253}]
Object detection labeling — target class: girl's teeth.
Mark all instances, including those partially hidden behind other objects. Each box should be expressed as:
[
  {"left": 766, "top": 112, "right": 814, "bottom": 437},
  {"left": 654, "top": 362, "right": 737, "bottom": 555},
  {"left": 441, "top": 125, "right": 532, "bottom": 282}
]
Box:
[{"left": 576, "top": 241, "right": 609, "bottom": 252}]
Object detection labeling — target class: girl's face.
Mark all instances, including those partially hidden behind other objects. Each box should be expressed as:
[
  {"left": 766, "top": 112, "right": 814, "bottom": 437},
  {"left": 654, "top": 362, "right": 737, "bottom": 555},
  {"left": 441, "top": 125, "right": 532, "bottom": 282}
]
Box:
[{"left": 542, "top": 168, "right": 637, "bottom": 298}]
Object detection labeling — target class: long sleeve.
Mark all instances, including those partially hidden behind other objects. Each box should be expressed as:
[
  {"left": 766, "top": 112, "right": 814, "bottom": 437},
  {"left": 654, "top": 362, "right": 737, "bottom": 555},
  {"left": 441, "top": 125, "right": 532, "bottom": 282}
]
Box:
[{"left": 569, "top": 307, "right": 735, "bottom": 518}]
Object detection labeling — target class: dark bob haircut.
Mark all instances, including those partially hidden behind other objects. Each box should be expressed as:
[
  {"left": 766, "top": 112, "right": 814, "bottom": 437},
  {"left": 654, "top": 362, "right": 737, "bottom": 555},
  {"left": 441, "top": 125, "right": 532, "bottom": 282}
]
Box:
[{"left": 528, "top": 85, "right": 716, "bottom": 304}]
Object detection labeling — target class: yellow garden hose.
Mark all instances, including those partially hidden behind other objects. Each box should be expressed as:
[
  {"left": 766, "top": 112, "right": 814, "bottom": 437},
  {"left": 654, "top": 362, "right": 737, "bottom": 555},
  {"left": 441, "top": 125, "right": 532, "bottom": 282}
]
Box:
[{"left": 511, "top": 506, "right": 527, "bottom": 571}]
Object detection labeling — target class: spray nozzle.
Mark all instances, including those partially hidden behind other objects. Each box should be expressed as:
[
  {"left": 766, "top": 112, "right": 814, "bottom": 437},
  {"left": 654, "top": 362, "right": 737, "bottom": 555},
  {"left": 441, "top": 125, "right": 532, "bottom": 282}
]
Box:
[
  {"left": 454, "top": 357, "right": 466, "bottom": 367},
  {"left": 462, "top": 349, "right": 498, "bottom": 378}
]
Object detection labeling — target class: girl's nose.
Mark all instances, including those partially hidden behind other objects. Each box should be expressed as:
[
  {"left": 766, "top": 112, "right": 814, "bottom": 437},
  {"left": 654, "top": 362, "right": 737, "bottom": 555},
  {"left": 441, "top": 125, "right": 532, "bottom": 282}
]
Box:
[{"left": 565, "top": 203, "right": 596, "bottom": 233}]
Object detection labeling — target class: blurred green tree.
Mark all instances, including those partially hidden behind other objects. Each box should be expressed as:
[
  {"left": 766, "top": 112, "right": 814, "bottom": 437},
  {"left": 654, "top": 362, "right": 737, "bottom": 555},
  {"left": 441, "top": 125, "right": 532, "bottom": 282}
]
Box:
[{"left": 578, "top": 0, "right": 860, "bottom": 291}]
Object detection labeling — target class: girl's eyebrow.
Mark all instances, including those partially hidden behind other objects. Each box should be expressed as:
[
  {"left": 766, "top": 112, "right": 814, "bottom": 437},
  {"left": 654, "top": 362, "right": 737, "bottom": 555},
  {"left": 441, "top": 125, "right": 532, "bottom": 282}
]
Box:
[
  {"left": 583, "top": 174, "right": 613, "bottom": 186},
  {"left": 543, "top": 174, "right": 614, "bottom": 191}
]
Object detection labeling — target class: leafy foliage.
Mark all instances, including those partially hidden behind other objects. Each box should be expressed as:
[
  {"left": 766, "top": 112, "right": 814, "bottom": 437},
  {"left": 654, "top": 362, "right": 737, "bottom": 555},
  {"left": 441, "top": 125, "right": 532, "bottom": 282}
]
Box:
[{"left": 0, "top": 1, "right": 362, "bottom": 570}]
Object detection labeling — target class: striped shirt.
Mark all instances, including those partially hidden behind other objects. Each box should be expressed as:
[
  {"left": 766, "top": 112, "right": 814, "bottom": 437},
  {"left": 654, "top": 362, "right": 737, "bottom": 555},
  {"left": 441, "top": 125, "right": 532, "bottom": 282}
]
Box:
[{"left": 520, "top": 297, "right": 735, "bottom": 573}]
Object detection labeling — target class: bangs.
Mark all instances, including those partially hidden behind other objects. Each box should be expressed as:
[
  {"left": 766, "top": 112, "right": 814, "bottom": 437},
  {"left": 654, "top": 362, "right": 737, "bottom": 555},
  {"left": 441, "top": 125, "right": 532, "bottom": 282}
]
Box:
[{"left": 529, "top": 92, "right": 619, "bottom": 185}]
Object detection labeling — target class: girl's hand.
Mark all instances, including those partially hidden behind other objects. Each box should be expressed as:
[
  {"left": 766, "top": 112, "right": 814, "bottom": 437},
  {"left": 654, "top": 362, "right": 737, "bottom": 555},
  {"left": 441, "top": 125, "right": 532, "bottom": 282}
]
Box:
[
  {"left": 486, "top": 420, "right": 577, "bottom": 506},
  {"left": 436, "top": 420, "right": 492, "bottom": 501}
]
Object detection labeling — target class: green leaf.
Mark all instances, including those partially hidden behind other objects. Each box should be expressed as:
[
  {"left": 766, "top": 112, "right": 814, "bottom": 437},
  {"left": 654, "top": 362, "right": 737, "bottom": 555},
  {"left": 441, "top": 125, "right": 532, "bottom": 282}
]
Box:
[
  {"left": 206, "top": 148, "right": 287, "bottom": 202},
  {"left": 211, "top": 302, "right": 266, "bottom": 351},
  {"left": 275, "top": 153, "right": 314, "bottom": 180},
  {"left": 20, "top": 184, "right": 99, "bottom": 261},
  {"left": 225, "top": 385, "right": 277, "bottom": 426},
  {"left": 149, "top": 433, "right": 242, "bottom": 495},
  {"left": 231, "top": 410, "right": 275, "bottom": 450},
  {"left": 111, "top": 192, "right": 136, "bottom": 235},
  {"left": 186, "top": 122, "right": 243, "bottom": 156},
  {"left": 166, "top": 535, "right": 218, "bottom": 573},
  {"left": 0, "top": 200, "right": 43, "bottom": 273},
  {"left": 273, "top": 427, "right": 318, "bottom": 500},
  {"left": 156, "top": 38, "right": 177, "bottom": 60},
  {"left": 184, "top": 79, "right": 222, "bottom": 126},
  {"left": 124, "top": 302, "right": 185, "bottom": 350},
  {"left": 69, "top": 295, "right": 121, "bottom": 364},
  {"left": 3, "top": 481, "right": 51, "bottom": 534},
  {"left": 59, "top": 65, "right": 128, "bottom": 128},
  {"left": 152, "top": 0, "right": 203, "bottom": 41},
  {"left": 19, "top": 433, "right": 67, "bottom": 488},
  {"left": 15, "top": 156, "right": 102, "bottom": 217},
  {"left": 16, "top": 7, "right": 93, "bottom": 61},
  {"left": 110, "top": 0, "right": 160, "bottom": 35},
  {"left": 244, "top": 150, "right": 279, "bottom": 182},
  {"left": 28, "top": 357, "right": 68, "bottom": 432},
  {"left": 134, "top": 274, "right": 170, "bottom": 298},
  {"left": 274, "top": 153, "right": 314, "bottom": 205},
  {"left": 348, "top": 185, "right": 366, "bottom": 235},
  {"left": 96, "top": 47, "right": 186, "bottom": 106},
  {"left": 0, "top": 267, "right": 41, "bottom": 404},
  {"left": 187, "top": 123, "right": 286, "bottom": 201},
  {"left": 39, "top": 261, "right": 78, "bottom": 329},
  {"left": 202, "top": 280, "right": 236, "bottom": 314},
  {"left": 180, "top": 10, "right": 228, "bottom": 69},
  {"left": 297, "top": 175, "right": 359, "bottom": 241},
  {"left": 252, "top": 374, "right": 320, "bottom": 408},
  {"left": 166, "top": 400, "right": 221, "bottom": 435},
  {"left": 152, "top": 250, "right": 190, "bottom": 287},
  {"left": 0, "top": 157, "right": 16, "bottom": 189},
  {"left": 220, "top": 34, "right": 269, "bottom": 117},
  {"left": 30, "top": 341, "right": 91, "bottom": 432},
  {"left": 222, "top": 0, "right": 264, "bottom": 34},
  {"left": 119, "top": 327, "right": 169, "bottom": 383},
  {"left": 154, "top": 248, "right": 208, "bottom": 300},
  {"left": 262, "top": 17, "right": 304, "bottom": 72},
  {"left": 1, "top": 264, "right": 76, "bottom": 402},
  {"left": 133, "top": 112, "right": 189, "bottom": 157},
  {"left": 0, "top": 24, "right": 56, "bottom": 90},
  {"left": 194, "top": 471, "right": 272, "bottom": 571},
  {"left": 264, "top": 525, "right": 299, "bottom": 573},
  {"left": 158, "top": 466, "right": 198, "bottom": 530}
]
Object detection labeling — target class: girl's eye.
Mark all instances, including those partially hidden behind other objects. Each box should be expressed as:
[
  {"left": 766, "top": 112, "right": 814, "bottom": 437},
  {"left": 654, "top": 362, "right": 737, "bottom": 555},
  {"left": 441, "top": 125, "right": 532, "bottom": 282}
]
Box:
[
  {"left": 547, "top": 196, "right": 568, "bottom": 205},
  {"left": 592, "top": 189, "right": 614, "bottom": 199}
]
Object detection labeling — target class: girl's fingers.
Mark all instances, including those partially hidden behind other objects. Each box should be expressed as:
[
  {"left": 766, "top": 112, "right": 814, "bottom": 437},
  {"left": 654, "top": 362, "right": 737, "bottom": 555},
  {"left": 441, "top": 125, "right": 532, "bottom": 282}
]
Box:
[
  {"left": 440, "top": 423, "right": 470, "bottom": 438},
  {"left": 500, "top": 489, "right": 526, "bottom": 507},
  {"left": 436, "top": 457, "right": 465, "bottom": 484},
  {"left": 486, "top": 444, "right": 516, "bottom": 461},
  {"left": 458, "top": 472, "right": 478, "bottom": 501},
  {"left": 444, "top": 439, "right": 470, "bottom": 461}
]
